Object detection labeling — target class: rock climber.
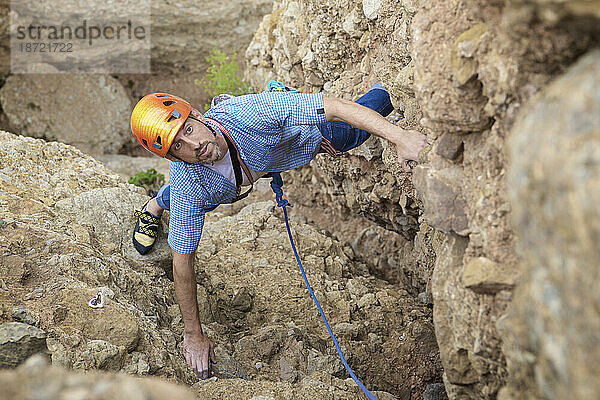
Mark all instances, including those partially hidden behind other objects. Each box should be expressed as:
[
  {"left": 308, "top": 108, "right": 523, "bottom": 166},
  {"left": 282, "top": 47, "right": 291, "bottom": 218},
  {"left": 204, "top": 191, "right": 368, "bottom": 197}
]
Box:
[{"left": 128, "top": 81, "right": 428, "bottom": 380}]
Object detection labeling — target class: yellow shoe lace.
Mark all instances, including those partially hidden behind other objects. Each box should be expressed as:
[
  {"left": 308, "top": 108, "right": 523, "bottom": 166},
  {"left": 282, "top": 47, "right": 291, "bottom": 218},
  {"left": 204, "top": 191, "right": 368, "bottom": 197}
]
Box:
[{"left": 134, "top": 210, "right": 159, "bottom": 238}]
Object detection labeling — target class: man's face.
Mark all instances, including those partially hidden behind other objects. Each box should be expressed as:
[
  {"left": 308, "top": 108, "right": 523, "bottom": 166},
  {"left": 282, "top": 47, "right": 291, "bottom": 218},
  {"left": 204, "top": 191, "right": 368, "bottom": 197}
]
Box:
[{"left": 168, "top": 117, "right": 223, "bottom": 164}]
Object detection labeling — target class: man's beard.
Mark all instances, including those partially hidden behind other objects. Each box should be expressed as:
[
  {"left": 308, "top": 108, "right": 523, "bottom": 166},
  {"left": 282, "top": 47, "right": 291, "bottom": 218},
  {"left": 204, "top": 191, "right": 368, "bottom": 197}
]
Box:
[{"left": 196, "top": 140, "right": 222, "bottom": 165}]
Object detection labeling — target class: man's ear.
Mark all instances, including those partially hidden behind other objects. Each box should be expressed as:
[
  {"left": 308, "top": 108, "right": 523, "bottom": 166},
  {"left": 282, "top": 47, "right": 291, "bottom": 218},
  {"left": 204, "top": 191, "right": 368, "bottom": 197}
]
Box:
[{"left": 190, "top": 107, "right": 203, "bottom": 118}]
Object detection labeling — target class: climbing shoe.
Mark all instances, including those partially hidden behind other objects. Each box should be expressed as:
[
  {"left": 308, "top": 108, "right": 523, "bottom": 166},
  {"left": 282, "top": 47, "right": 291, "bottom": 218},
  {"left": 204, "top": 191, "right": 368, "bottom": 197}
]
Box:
[
  {"left": 267, "top": 80, "right": 299, "bottom": 93},
  {"left": 132, "top": 202, "right": 161, "bottom": 255}
]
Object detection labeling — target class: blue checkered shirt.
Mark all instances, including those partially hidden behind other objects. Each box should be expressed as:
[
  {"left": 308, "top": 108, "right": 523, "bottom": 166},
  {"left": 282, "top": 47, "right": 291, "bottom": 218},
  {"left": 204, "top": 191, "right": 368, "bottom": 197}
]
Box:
[{"left": 168, "top": 92, "right": 326, "bottom": 254}]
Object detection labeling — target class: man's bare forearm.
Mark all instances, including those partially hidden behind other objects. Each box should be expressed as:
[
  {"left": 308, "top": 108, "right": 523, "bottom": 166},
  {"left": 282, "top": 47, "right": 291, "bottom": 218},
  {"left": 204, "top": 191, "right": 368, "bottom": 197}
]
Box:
[
  {"left": 322, "top": 96, "right": 401, "bottom": 142},
  {"left": 322, "top": 94, "right": 428, "bottom": 171},
  {"left": 172, "top": 250, "right": 203, "bottom": 334}
]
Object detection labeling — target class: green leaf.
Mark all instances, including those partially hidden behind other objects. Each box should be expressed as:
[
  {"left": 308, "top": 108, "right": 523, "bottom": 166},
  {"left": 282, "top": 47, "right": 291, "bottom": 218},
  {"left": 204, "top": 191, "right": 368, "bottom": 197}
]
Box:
[
  {"left": 197, "top": 48, "right": 254, "bottom": 110},
  {"left": 128, "top": 168, "right": 165, "bottom": 196}
]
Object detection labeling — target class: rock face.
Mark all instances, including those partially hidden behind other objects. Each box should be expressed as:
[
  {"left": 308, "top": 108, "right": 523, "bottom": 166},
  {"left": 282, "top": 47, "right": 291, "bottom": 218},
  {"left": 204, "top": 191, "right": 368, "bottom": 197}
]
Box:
[
  {"left": 0, "top": 131, "right": 440, "bottom": 398},
  {"left": 0, "top": 0, "right": 8, "bottom": 78},
  {"left": 0, "top": 354, "right": 195, "bottom": 400},
  {"left": 411, "top": 2, "right": 490, "bottom": 134},
  {"left": 245, "top": 0, "right": 435, "bottom": 294},
  {"left": 0, "top": 0, "right": 272, "bottom": 76},
  {"left": 503, "top": 50, "right": 600, "bottom": 400},
  {"left": 0, "top": 131, "right": 189, "bottom": 380},
  {"left": 245, "top": 0, "right": 600, "bottom": 399},
  {"left": 95, "top": 154, "right": 171, "bottom": 185},
  {"left": 0, "top": 75, "right": 132, "bottom": 156},
  {"left": 150, "top": 0, "right": 273, "bottom": 74},
  {"left": 0, "top": 322, "right": 47, "bottom": 368}
]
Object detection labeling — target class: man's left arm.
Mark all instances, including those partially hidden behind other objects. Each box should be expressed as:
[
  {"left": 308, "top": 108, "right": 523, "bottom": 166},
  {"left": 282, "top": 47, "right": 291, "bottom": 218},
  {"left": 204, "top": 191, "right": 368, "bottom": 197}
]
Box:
[{"left": 322, "top": 96, "right": 428, "bottom": 172}]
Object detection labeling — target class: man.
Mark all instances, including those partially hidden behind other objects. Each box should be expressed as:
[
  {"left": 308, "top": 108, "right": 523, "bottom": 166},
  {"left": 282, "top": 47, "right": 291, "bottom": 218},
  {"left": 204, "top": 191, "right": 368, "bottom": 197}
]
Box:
[{"left": 129, "top": 82, "right": 427, "bottom": 380}]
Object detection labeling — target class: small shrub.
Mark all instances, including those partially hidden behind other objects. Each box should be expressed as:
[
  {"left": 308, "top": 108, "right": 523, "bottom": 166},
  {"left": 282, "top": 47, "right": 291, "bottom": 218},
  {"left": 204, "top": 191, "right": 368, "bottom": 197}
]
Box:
[
  {"left": 195, "top": 48, "right": 254, "bottom": 110},
  {"left": 128, "top": 168, "right": 165, "bottom": 196}
]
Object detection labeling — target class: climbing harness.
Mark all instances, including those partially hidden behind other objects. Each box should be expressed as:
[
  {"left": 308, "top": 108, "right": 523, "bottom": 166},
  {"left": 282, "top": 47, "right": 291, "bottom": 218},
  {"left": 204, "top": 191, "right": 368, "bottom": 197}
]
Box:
[
  {"left": 269, "top": 173, "right": 378, "bottom": 400},
  {"left": 205, "top": 117, "right": 255, "bottom": 202}
]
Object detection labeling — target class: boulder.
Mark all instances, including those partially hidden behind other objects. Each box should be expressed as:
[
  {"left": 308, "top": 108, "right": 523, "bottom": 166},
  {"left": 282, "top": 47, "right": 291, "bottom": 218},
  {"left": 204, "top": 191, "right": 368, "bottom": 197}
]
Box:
[
  {"left": 461, "top": 257, "right": 519, "bottom": 295},
  {"left": 0, "top": 322, "right": 47, "bottom": 368},
  {"left": 11, "top": 306, "right": 40, "bottom": 327},
  {"left": 95, "top": 154, "right": 171, "bottom": 185},
  {"left": 54, "top": 186, "right": 172, "bottom": 263},
  {"left": 435, "top": 133, "right": 464, "bottom": 161},
  {"left": 0, "top": 354, "right": 195, "bottom": 400},
  {"left": 413, "top": 165, "right": 469, "bottom": 235},
  {"left": 504, "top": 49, "right": 600, "bottom": 399},
  {"left": 0, "top": 75, "right": 132, "bottom": 156},
  {"left": 150, "top": 0, "right": 274, "bottom": 74},
  {"left": 49, "top": 288, "right": 141, "bottom": 352},
  {"left": 76, "top": 340, "right": 123, "bottom": 371}
]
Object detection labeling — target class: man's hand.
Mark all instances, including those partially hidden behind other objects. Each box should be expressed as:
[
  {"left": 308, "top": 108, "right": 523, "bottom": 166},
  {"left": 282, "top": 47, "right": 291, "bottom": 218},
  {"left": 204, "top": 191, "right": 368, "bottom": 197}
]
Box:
[
  {"left": 392, "top": 128, "right": 428, "bottom": 172},
  {"left": 171, "top": 249, "right": 215, "bottom": 379},
  {"left": 322, "top": 96, "right": 428, "bottom": 172},
  {"left": 183, "top": 331, "right": 216, "bottom": 380}
]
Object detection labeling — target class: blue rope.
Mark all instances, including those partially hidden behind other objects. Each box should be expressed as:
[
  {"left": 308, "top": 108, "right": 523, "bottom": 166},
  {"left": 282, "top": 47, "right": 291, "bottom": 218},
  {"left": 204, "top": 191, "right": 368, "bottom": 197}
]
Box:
[{"left": 269, "top": 173, "right": 378, "bottom": 400}]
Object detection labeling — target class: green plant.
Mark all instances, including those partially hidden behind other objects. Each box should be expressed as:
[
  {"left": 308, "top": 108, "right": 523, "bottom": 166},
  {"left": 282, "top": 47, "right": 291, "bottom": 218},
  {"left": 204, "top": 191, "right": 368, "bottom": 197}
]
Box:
[
  {"left": 128, "top": 168, "right": 165, "bottom": 196},
  {"left": 195, "top": 48, "right": 254, "bottom": 110}
]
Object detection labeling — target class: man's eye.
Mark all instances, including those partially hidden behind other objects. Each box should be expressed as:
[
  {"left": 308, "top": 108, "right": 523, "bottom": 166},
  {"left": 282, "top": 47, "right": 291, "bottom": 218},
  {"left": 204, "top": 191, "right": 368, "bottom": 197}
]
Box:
[
  {"left": 186, "top": 125, "right": 192, "bottom": 134},
  {"left": 174, "top": 142, "right": 181, "bottom": 150}
]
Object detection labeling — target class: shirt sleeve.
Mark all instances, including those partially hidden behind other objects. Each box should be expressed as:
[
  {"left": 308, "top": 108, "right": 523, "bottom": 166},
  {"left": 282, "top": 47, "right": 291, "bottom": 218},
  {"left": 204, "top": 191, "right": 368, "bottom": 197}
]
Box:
[
  {"left": 167, "top": 187, "right": 206, "bottom": 254},
  {"left": 247, "top": 92, "right": 327, "bottom": 130}
]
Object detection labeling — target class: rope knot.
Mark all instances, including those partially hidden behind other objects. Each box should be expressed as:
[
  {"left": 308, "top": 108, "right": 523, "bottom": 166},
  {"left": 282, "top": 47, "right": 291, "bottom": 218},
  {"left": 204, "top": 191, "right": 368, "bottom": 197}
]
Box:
[{"left": 270, "top": 173, "right": 291, "bottom": 208}]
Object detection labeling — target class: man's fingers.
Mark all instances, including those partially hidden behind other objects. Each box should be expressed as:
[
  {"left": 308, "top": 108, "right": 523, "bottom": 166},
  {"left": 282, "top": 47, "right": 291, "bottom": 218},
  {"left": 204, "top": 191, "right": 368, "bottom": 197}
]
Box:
[
  {"left": 189, "top": 355, "right": 199, "bottom": 377},
  {"left": 184, "top": 351, "right": 194, "bottom": 371},
  {"left": 182, "top": 333, "right": 215, "bottom": 380},
  {"left": 198, "top": 352, "right": 210, "bottom": 380},
  {"left": 187, "top": 351, "right": 204, "bottom": 379},
  {"left": 210, "top": 345, "right": 216, "bottom": 363}
]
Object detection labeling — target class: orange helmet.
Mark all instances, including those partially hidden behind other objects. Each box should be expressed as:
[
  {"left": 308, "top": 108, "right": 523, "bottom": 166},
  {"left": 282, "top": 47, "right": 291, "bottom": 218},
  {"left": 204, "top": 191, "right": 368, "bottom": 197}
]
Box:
[{"left": 130, "top": 92, "right": 202, "bottom": 159}]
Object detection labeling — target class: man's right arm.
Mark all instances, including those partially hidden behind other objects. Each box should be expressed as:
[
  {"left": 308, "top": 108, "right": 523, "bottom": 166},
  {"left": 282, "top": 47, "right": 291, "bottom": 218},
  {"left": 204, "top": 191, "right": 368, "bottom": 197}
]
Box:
[
  {"left": 172, "top": 250, "right": 203, "bottom": 334},
  {"left": 172, "top": 249, "right": 215, "bottom": 379}
]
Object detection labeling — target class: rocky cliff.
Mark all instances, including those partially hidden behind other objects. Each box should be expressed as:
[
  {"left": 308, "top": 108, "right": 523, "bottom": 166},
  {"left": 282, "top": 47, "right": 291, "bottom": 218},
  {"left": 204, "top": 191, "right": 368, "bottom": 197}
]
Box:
[
  {"left": 0, "top": 0, "right": 599, "bottom": 399},
  {"left": 0, "top": 0, "right": 274, "bottom": 155},
  {"left": 0, "top": 0, "right": 272, "bottom": 76},
  {"left": 0, "top": 131, "right": 443, "bottom": 398},
  {"left": 246, "top": 0, "right": 600, "bottom": 399}
]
